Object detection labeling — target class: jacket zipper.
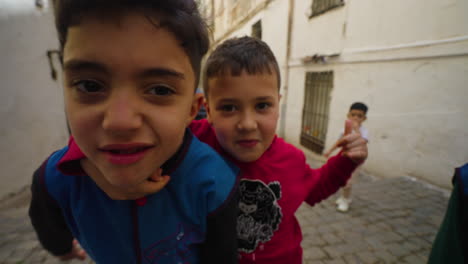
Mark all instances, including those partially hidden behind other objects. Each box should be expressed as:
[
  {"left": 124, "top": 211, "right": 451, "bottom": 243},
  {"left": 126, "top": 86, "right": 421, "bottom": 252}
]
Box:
[{"left": 132, "top": 202, "right": 142, "bottom": 264}]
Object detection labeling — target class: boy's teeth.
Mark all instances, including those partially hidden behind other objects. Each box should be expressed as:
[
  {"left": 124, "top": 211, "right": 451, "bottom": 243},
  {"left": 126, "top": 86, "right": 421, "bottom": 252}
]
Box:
[
  {"left": 111, "top": 148, "right": 144, "bottom": 154},
  {"left": 119, "top": 149, "right": 137, "bottom": 154}
]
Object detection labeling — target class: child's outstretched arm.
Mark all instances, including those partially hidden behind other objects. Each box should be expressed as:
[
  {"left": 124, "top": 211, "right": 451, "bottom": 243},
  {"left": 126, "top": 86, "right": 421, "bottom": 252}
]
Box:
[
  {"left": 305, "top": 120, "right": 368, "bottom": 205},
  {"left": 323, "top": 141, "right": 339, "bottom": 158},
  {"left": 29, "top": 163, "right": 86, "bottom": 261}
]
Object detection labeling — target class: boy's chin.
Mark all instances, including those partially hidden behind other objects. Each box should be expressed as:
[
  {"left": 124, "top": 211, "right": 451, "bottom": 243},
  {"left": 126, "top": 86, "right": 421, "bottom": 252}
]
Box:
[
  {"left": 105, "top": 174, "right": 148, "bottom": 190},
  {"left": 232, "top": 152, "right": 263, "bottom": 163}
]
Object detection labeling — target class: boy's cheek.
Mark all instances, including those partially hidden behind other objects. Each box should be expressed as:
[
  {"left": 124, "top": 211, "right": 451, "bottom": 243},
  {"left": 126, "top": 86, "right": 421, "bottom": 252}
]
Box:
[
  {"left": 66, "top": 110, "right": 100, "bottom": 137},
  {"left": 212, "top": 125, "right": 233, "bottom": 145}
]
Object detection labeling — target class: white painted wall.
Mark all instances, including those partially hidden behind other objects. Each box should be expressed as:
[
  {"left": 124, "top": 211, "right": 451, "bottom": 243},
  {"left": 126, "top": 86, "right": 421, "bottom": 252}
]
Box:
[
  {"left": 291, "top": 0, "right": 346, "bottom": 56},
  {"left": 284, "top": 0, "right": 468, "bottom": 188},
  {"left": 209, "top": 0, "right": 289, "bottom": 66},
  {"left": 285, "top": 56, "right": 468, "bottom": 188},
  {"left": 219, "top": 0, "right": 289, "bottom": 83},
  {"left": 211, "top": 0, "right": 266, "bottom": 41},
  {"left": 344, "top": 0, "right": 468, "bottom": 50},
  {"left": 0, "top": 1, "right": 68, "bottom": 198}
]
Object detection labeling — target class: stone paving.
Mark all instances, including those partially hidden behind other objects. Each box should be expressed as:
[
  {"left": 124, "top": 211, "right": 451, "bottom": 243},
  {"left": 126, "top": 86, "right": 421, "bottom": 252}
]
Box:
[
  {"left": 297, "top": 158, "right": 449, "bottom": 264},
  {"left": 0, "top": 160, "right": 450, "bottom": 264}
]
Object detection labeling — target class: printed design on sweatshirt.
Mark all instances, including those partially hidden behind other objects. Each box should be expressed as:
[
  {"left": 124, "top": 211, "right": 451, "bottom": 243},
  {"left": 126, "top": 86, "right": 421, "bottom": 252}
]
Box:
[
  {"left": 143, "top": 223, "right": 203, "bottom": 264},
  {"left": 237, "top": 179, "right": 282, "bottom": 253}
]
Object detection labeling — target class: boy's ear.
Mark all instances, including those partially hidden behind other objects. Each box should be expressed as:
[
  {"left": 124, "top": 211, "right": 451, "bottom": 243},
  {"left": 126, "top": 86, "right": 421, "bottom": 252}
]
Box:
[
  {"left": 204, "top": 100, "right": 213, "bottom": 125},
  {"left": 187, "top": 93, "right": 204, "bottom": 125}
]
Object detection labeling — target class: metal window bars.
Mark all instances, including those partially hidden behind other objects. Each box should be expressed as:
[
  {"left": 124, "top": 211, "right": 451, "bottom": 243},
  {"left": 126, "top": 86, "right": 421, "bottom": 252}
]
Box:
[
  {"left": 300, "top": 71, "right": 333, "bottom": 154},
  {"left": 310, "top": 0, "right": 345, "bottom": 18}
]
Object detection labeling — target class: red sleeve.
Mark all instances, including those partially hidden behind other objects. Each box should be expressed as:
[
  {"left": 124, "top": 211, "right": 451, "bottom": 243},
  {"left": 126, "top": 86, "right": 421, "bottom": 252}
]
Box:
[
  {"left": 189, "top": 119, "right": 211, "bottom": 140},
  {"left": 304, "top": 153, "right": 358, "bottom": 206}
]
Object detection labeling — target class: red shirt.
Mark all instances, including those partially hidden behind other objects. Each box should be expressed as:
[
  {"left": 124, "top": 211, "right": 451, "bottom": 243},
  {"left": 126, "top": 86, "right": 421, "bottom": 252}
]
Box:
[{"left": 190, "top": 119, "right": 357, "bottom": 263}]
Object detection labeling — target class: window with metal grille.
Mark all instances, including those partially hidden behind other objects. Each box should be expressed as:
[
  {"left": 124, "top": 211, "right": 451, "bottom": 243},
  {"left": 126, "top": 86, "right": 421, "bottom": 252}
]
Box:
[
  {"left": 310, "top": 0, "right": 344, "bottom": 18},
  {"left": 251, "top": 20, "right": 262, "bottom": 39},
  {"left": 35, "top": 0, "right": 44, "bottom": 9},
  {"left": 301, "top": 71, "right": 333, "bottom": 154}
]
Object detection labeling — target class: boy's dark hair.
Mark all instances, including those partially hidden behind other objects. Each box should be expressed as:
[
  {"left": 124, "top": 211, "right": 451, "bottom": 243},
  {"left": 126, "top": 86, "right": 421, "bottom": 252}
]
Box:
[
  {"left": 52, "top": 0, "right": 209, "bottom": 88},
  {"left": 350, "top": 102, "right": 368, "bottom": 114},
  {"left": 203, "top": 36, "right": 281, "bottom": 96}
]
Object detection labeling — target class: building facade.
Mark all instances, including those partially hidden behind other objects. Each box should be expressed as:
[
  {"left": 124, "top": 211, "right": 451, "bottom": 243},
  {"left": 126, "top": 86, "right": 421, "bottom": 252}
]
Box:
[
  {"left": 198, "top": 0, "right": 468, "bottom": 188},
  {"left": 0, "top": 0, "right": 68, "bottom": 198}
]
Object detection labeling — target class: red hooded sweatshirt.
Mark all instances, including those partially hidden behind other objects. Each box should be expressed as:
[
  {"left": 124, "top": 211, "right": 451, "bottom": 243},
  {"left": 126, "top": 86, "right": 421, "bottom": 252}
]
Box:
[{"left": 190, "top": 120, "right": 357, "bottom": 263}]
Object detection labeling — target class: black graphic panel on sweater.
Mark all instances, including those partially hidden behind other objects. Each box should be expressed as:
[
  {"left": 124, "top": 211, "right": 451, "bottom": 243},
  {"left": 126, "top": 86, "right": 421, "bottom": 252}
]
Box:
[{"left": 237, "top": 179, "right": 282, "bottom": 253}]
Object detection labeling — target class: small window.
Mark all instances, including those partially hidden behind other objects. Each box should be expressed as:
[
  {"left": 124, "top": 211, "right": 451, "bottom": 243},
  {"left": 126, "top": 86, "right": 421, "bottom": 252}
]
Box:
[
  {"left": 251, "top": 20, "right": 262, "bottom": 40},
  {"left": 301, "top": 71, "right": 333, "bottom": 154},
  {"left": 35, "top": 0, "right": 44, "bottom": 9},
  {"left": 310, "top": 0, "right": 344, "bottom": 18}
]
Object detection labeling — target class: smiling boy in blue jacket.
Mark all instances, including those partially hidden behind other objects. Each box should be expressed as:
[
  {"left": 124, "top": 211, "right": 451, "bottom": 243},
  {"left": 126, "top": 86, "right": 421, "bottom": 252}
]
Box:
[{"left": 28, "top": 1, "right": 239, "bottom": 263}]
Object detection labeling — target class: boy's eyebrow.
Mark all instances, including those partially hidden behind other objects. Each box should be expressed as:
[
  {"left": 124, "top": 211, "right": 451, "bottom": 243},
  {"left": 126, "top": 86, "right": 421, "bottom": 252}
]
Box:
[
  {"left": 63, "top": 60, "right": 185, "bottom": 80},
  {"left": 63, "top": 59, "right": 109, "bottom": 74},
  {"left": 138, "top": 68, "right": 185, "bottom": 80},
  {"left": 217, "top": 98, "right": 238, "bottom": 103},
  {"left": 255, "top": 96, "right": 276, "bottom": 101},
  {"left": 216, "top": 96, "right": 276, "bottom": 103}
]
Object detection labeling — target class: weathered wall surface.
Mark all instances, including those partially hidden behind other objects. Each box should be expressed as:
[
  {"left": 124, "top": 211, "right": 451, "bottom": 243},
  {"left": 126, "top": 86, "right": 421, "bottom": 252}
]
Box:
[{"left": 0, "top": 1, "right": 68, "bottom": 198}]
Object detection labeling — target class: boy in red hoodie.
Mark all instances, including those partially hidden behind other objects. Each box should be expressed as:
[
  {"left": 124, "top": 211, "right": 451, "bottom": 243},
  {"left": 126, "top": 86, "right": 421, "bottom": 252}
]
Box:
[{"left": 188, "top": 36, "right": 368, "bottom": 263}]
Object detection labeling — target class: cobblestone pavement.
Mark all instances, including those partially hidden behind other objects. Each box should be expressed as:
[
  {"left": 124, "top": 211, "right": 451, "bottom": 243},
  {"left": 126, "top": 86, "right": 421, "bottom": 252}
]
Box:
[
  {"left": 297, "top": 159, "right": 449, "bottom": 264},
  {"left": 0, "top": 161, "right": 449, "bottom": 264}
]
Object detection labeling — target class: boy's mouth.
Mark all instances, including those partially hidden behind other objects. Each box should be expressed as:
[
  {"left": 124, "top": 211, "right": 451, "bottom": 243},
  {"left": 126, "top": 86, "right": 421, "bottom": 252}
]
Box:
[
  {"left": 237, "top": 140, "right": 259, "bottom": 148},
  {"left": 99, "top": 144, "right": 154, "bottom": 165},
  {"left": 107, "top": 146, "right": 150, "bottom": 155}
]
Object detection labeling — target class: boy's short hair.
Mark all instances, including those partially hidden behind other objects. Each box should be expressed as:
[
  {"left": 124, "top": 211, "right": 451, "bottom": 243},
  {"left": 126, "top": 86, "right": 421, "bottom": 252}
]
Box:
[
  {"left": 350, "top": 102, "right": 368, "bottom": 114},
  {"left": 203, "top": 36, "right": 281, "bottom": 96},
  {"left": 52, "top": 0, "right": 209, "bottom": 88}
]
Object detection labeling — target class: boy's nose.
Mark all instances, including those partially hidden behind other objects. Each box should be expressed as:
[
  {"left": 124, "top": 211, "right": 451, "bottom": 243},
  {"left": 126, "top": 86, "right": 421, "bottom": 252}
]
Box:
[
  {"left": 102, "top": 94, "right": 142, "bottom": 134},
  {"left": 237, "top": 112, "right": 258, "bottom": 131}
]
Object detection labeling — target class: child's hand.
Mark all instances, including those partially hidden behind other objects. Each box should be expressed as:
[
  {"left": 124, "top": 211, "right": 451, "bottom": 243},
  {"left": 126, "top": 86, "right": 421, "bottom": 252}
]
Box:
[
  {"left": 336, "top": 120, "right": 368, "bottom": 163},
  {"left": 82, "top": 160, "right": 170, "bottom": 200},
  {"left": 59, "top": 239, "right": 87, "bottom": 261}
]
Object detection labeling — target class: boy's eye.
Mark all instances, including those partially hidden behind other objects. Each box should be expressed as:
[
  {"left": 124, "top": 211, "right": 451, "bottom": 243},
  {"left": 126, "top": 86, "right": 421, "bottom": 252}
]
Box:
[
  {"left": 256, "top": 102, "right": 271, "bottom": 111},
  {"left": 74, "top": 80, "right": 103, "bottom": 93},
  {"left": 220, "top": 104, "right": 237, "bottom": 112},
  {"left": 147, "top": 85, "right": 175, "bottom": 96}
]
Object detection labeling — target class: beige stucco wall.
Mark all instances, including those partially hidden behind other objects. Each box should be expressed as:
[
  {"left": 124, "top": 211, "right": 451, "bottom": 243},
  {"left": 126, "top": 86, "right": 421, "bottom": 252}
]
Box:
[
  {"left": 285, "top": 57, "right": 468, "bottom": 189},
  {"left": 344, "top": 0, "right": 467, "bottom": 50},
  {"left": 0, "top": 1, "right": 68, "bottom": 198},
  {"left": 284, "top": 0, "right": 468, "bottom": 189},
  {"left": 210, "top": 0, "right": 267, "bottom": 41},
  {"left": 216, "top": 0, "right": 289, "bottom": 85},
  {"left": 208, "top": 0, "right": 289, "bottom": 70}
]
